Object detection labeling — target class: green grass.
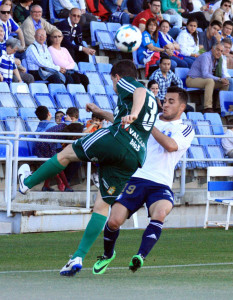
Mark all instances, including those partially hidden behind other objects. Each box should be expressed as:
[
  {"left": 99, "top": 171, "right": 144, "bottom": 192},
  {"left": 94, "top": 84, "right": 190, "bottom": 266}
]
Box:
[{"left": 0, "top": 228, "right": 233, "bottom": 300}]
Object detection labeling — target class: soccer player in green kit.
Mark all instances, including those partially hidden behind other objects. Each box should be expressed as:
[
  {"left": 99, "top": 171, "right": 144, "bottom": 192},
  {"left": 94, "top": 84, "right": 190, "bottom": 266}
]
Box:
[{"left": 18, "top": 59, "right": 158, "bottom": 276}]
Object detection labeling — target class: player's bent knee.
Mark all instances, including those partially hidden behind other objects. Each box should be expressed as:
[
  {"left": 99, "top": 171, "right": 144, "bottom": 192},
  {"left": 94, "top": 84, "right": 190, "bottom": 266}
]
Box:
[
  {"left": 151, "top": 208, "right": 169, "bottom": 222},
  {"left": 57, "top": 144, "right": 80, "bottom": 164},
  {"left": 108, "top": 217, "right": 122, "bottom": 231}
]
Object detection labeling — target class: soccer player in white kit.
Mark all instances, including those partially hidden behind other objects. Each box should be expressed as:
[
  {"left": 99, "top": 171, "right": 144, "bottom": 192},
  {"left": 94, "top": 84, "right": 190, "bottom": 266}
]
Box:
[{"left": 93, "top": 86, "right": 195, "bottom": 274}]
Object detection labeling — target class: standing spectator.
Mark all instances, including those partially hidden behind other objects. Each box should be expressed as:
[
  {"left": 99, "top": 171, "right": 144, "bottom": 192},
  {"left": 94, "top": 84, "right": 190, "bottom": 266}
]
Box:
[
  {"left": 161, "top": 0, "right": 183, "bottom": 28},
  {"left": 198, "top": 20, "right": 222, "bottom": 51},
  {"left": 48, "top": 29, "right": 89, "bottom": 91},
  {"left": 149, "top": 55, "right": 183, "bottom": 101},
  {"left": 176, "top": 18, "right": 200, "bottom": 65},
  {"left": 0, "top": 4, "right": 25, "bottom": 49},
  {"left": 221, "top": 119, "right": 233, "bottom": 157},
  {"left": 210, "top": 0, "right": 232, "bottom": 24},
  {"left": 20, "top": 5, "right": 57, "bottom": 47},
  {"left": 13, "top": 0, "right": 33, "bottom": 25},
  {"left": 132, "top": 0, "right": 181, "bottom": 39},
  {"left": 220, "top": 20, "right": 233, "bottom": 50},
  {"left": 181, "top": 0, "right": 209, "bottom": 30},
  {"left": 26, "top": 28, "right": 70, "bottom": 83},
  {"left": 186, "top": 43, "right": 229, "bottom": 113},
  {"left": 56, "top": 8, "right": 96, "bottom": 63},
  {"left": 159, "top": 19, "right": 194, "bottom": 67}
]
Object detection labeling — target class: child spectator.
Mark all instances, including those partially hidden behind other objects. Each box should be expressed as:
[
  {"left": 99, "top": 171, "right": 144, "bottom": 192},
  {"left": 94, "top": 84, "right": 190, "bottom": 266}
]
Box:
[
  {"left": 55, "top": 109, "right": 66, "bottom": 124},
  {"left": 85, "top": 113, "right": 104, "bottom": 133},
  {"left": 66, "top": 107, "right": 80, "bottom": 123}
]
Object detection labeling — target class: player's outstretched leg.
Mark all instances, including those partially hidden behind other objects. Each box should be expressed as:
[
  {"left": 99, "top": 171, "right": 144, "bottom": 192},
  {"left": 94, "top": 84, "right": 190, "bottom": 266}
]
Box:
[
  {"left": 60, "top": 257, "right": 82, "bottom": 276},
  {"left": 129, "top": 254, "right": 144, "bottom": 272},
  {"left": 93, "top": 251, "right": 116, "bottom": 275},
  {"left": 18, "top": 164, "right": 32, "bottom": 194}
]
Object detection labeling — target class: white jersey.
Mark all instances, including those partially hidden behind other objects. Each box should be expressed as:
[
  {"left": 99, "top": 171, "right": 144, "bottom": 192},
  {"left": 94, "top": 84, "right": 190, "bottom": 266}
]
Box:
[{"left": 132, "top": 114, "right": 195, "bottom": 188}]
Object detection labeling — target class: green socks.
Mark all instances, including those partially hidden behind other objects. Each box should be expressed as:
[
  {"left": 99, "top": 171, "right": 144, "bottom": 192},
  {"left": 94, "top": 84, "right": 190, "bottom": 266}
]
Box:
[
  {"left": 72, "top": 212, "right": 107, "bottom": 260},
  {"left": 24, "top": 154, "right": 66, "bottom": 189}
]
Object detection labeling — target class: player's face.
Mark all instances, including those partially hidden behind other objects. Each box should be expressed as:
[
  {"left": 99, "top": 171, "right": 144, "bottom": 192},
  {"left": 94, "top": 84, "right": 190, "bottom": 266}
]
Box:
[
  {"left": 223, "top": 25, "right": 233, "bottom": 36},
  {"left": 162, "top": 93, "right": 185, "bottom": 120},
  {"left": 111, "top": 74, "right": 120, "bottom": 93},
  {"left": 223, "top": 42, "right": 231, "bottom": 54}
]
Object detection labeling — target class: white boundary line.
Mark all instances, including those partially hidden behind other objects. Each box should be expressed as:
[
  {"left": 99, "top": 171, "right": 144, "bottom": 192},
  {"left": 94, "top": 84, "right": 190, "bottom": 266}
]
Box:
[{"left": 0, "top": 262, "right": 233, "bottom": 274}]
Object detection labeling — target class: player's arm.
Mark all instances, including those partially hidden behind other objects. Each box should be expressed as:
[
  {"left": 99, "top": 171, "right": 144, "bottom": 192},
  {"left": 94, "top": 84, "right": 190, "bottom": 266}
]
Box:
[
  {"left": 86, "top": 103, "right": 114, "bottom": 123},
  {"left": 151, "top": 126, "right": 178, "bottom": 152},
  {"left": 121, "top": 87, "right": 146, "bottom": 125}
]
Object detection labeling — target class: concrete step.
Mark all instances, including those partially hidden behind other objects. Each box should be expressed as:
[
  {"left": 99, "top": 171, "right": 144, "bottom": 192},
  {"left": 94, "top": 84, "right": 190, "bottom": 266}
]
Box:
[{"left": 0, "top": 222, "right": 12, "bottom": 234}]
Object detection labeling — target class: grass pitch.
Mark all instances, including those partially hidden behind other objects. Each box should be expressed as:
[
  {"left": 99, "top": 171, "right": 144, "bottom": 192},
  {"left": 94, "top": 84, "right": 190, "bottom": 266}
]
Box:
[{"left": 0, "top": 228, "right": 233, "bottom": 300}]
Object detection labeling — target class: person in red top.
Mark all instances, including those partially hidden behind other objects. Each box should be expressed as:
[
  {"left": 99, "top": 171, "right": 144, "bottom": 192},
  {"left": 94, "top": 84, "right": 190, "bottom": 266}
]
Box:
[
  {"left": 85, "top": 113, "right": 104, "bottom": 133},
  {"left": 132, "top": 0, "right": 181, "bottom": 39}
]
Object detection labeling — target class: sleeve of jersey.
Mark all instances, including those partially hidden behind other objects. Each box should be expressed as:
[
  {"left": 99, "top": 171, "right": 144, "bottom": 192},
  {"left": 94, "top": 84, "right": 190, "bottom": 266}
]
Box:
[
  {"left": 172, "top": 125, "right": 195, "bottom": 151},
  {"left": 142, "top": 32, "right": 153, "bottom": 46},
  {"left": 117, "top": 78, "right": 142, "bottom": 99}
]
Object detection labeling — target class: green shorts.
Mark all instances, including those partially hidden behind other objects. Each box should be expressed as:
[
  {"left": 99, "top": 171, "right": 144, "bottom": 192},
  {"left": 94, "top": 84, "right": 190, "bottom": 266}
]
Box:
[{"left": 72, "top": 129, "right": 139, "bottom": 204}]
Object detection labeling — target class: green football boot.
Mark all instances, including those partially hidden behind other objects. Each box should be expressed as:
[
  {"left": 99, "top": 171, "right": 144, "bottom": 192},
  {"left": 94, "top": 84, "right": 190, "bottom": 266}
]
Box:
[
  {"left": 93, "top": 251, "right": 116, "bottom": 275},
  {"left": 129, "top": 254, "right": 144, "bottom": 272}
]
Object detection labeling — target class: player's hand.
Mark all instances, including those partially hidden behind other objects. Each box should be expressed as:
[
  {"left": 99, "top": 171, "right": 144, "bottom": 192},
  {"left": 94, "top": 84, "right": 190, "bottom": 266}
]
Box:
[
  {"left": 86, "top": 103, "right": 101, "bottom": 114},
  {"left": 121, "top": 114, "right": 137, "bottom": 125}
]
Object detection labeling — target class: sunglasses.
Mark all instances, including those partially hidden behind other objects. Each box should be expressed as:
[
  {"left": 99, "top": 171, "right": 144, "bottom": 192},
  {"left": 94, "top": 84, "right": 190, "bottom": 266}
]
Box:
[
  {"left": 224, "top": 4, "right": 231, "bottom": 7},
  {"left": 52, "top": 35, "right": 62, "bottom": 38},
  {"left": 0, "top": 11, "right": 11, "bottom": 14}
]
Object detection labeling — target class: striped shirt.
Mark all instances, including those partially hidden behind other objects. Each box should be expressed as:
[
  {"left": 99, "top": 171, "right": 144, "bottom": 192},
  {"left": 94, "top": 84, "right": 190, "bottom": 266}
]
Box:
[
  {"left": 0, "top": 18, "right": 19, "bottom": 40},
  {"left": 0, "top": 52, "right": 16, "bottom": 84}
]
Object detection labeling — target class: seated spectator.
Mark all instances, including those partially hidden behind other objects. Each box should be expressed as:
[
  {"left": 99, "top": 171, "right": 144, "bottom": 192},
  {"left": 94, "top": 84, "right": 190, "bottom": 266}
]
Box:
[
  {"left": 57, "top": 8, "right": 96, "bottom": 63},
  {"left": 48, "top": 29, "right": 89, "bottom": 91},
  {"left": 222, "top": 37, "right": 233, "bottom": 68},
  {"left": 103, "top": 0, "right": 134, "bottom": 25},
  {"left": 85, "top": 112, "right": 104, "bottom": 133},
  {"left": 220, "top": 20, "right": 233, "bottom": 50},
  {"left": 66, "top": 107, "right": 81, "bottom": 123},
  {"left": 159, "top": 19, "right": 195, "bottom": 67},
  {"left": 0, "top": 38, "right": 23, "bottom": 83},
  {"left": 221, "top": 119, "right": 233, "bottom": 157},
  {"left": 53, "top": 0, "right": 87, "bottom": 18},
  {"left": 55, "top": 109, "right": 66, "bottom": 124},
  {"left": 13, "top": 0, "right": 33, "bottom": 25},
  {"left": 198, "top": 20, "right": 222, "bottom": 52},
  {"left": 26, "top": 28, "right": 72, "bottom": 84},
  {"left": 147, "top": 79, "right": 163, "bottom": 111},
  {"left": 0, "top": 24, "right": 34, "bottom": 84},
  {"left": 149, "top": 55, "right": 183, "bottom": 102},
  {"left": 20, "top": 5, "right": 57, "bottom": 47},
  {"left": 161, "top": 0, "right": 183, "bottom": 28},
  {"left": 186, "top": 42, "right": 229, "bottom": 113},
  {"left": 132, "top": 0, "right": 181, "bottom": 39},
  {"left": 137, "top": 18, "right": 174, "bottom": 76},
  {"left": 181, "top": 0, "right": 209, "bottom": 30},
  {"left": 176, "top": 18, "right": 200, "bottom": 66},
  {"left": 0, "top": 4, "right": 25, "bottom": 50},
  {"left": 210, "top": 0, "right": 232, "bottom": 24},
  {"left": 35, "top": 106, "right": 56, "bottom": 132}
]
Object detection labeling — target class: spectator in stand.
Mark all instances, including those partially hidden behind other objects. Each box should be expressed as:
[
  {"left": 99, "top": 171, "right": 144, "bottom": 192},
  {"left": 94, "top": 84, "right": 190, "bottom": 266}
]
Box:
[
  {"left": 137, "top": 18, "right": 174, "bottom": 76},
  {"left": 85, "top": 112, "right": 104, "bottom": 133},
  {"left": 149, "top": 55, "right": 183, "bottom": 101},
  {"left": 13, "top": 0, "right": 33, "bottom": 25},
  {"left": 212, "top": 0, "right": 233, "bottom": 16},
  {"left": 159, "top": 19, "right": 195, "bottom": 67},
  {"left": 103, "top": 0, "right": 134, "bottom": 24},
  {"left": 0, "top": 4, "right": 25, "bottom": 49},
  {"left": 198, "top": 20, "right": 222, "bottom": 51},
  {"left": 161, "top": 0, "right": 183, "bottom": 28},
  {"left": 186, "top": 42, "right": 229, "bottom": 113},
  {"left": 26, "top": 28, "right": 72, "bottom": 84},
  {"left": 147, "top": 79, "right": 163, "bottom": 111},
  {"left": 20, "top": 5, "right": 57, "bottom": 47},
  {"left": 181, "top": 0, "right": 209, "bottom": 30},
  {"left": 222, "top": 37, "right": 233, "bottom": 68},
  {"left": 55, "top": 109, "right": 66, "bottom": 124},
  {"left": 210, "top": 0, "right": 232, "bottom": 24},
  {"left": 132, "top": 0, "right": 181, "bottom": 39},
  {"left": 48, "top": 29, "right": 89, "bottom": 91},
  {"left": 220, "top": 20, "right": 233, "bottom": 50},
  {"left": 176, "top": 18, "right": 200, "bottom": 66},
  {"left": 221, "top": 119, "right": 233, "bottom": 157},
  {"left": 57, "top": 8, "right": 96, "bottom": 63}
]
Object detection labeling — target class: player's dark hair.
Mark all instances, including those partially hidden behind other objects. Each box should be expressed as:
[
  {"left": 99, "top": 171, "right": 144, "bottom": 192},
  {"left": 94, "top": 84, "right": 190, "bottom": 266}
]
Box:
[
  {"left": 220, "top": 0, "right": 231, "bottom": 7},
  {"left": 35, "top": 106, "right": 49, "bottom": 121},
  {"left": 159, "top": 54, "right": 171, "bottom": 63},
  {"left": 210, "top": 20, "right": 222, "bottom": 29},
  {"left": 66, "top": 107, "right": 79, "bottom": 119},
  {"left": 223, "top": 20, "right": 233, "bottom": 28},
  {"left": 111, "top": 59, "right": 137, "bottom": 79},
  {"left": 148, "top": 79, "right": 159, "bottom": 90},
  {"left": 167, "top": 87, "right": 188, "bottom": 106},
  {"left": 159, "top": 19, "right": 171, "bottom": 28},
  {"left": 186, "top": 18, "right": 199, "bottom": 45},
  {"left": 145, "top": 18, "right": 158, "bottom": 42}
]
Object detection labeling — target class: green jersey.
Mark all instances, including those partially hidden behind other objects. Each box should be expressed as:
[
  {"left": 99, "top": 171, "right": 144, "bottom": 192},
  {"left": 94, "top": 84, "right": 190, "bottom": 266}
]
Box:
[{"left": 108, "top": 76, "right": 157, "bottom": 166}]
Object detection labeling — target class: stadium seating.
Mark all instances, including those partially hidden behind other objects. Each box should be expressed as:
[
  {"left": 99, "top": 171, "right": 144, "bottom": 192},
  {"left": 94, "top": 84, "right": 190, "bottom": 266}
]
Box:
[
  {"left": 29, "top": 83, "right": 49, "bottom": 96},
  {"left": 188, "top": 145, "right": 208, "bottom": 169},
  {"left": 0, "top": 92, "right": 18, "bottom": 108},
  {"left": 0, "top": 107, "right": 17, "bottom": 120},
  {"left": 95, "top": 30, "right": 118, "bottom": 51},
  {"left": 182, "top": 119, "right": 199, "bottom": 145},
  {"left": 74, "top": 93, "right": 94, "bottom": 109},
  {"left": 67, "top": 84, "right": 86, "bottom": 95},
  {"left": 93, "top": 94, "right": 113, "bottom": 110},
  {"left": 78, "top": 62, "right": 96, "bottom": 73},
  {"left": 204, "top": 113, "right": 224, "bottom": 145},
  {"left": 49, "top": 0, "right": 65, "bottom": 24},
  {"left": 84, "top": 71, "right": 104, "bottom": 85},
  {"left": 187, "top": 111, "right": 204, "bottom": 121},
  {"left": 90, "top": 21, "right": 108, "bottom": 46},
  {"left": 106, "top": 22, "right": 121, "bottom": 37},
  {"left": 205, "top": 144, "right": 226, "bottom": 167},
  {"left": 96, "top": 63, "right": 112, "bottom": 74},
  {"left": 88, "top": 84, "right": 106, "bottom": 95},
  {"left": 219, "top": 90, "right": 233, "bottom": 117},
  {"left": 195, "top": 120, "right": 216, "bottom": 146},
  {"left": 10, "top": 82, "right": 36, "bottom": 108},
  {"left": 79, "top": 109, "right": 92, "bottom": 123},
  {"left": 227, "top": 69, "right": 233, "bottom": 77},
  {"left": 0, "top": 82, "right": 10, "bottom": 92},
  {"left": 48, "top": 83, "right": 67, "bottom": 98},
  {"left": 204, "top": 166, "right": 233, "bottom": 230},
  {"left": 174, "top": 68, "right": 201, "bottom": 91}
]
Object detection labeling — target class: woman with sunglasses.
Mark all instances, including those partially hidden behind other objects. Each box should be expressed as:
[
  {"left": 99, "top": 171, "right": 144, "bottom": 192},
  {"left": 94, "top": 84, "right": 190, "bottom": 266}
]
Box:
[{"left": 48, "top": 29, "right": 89, "bottom": 91}]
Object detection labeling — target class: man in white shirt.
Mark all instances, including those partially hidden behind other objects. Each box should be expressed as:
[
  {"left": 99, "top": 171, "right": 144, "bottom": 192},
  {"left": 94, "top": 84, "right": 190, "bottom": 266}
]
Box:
[{"left": 93, "top": 86, "right": 195, "bottom": 274}]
